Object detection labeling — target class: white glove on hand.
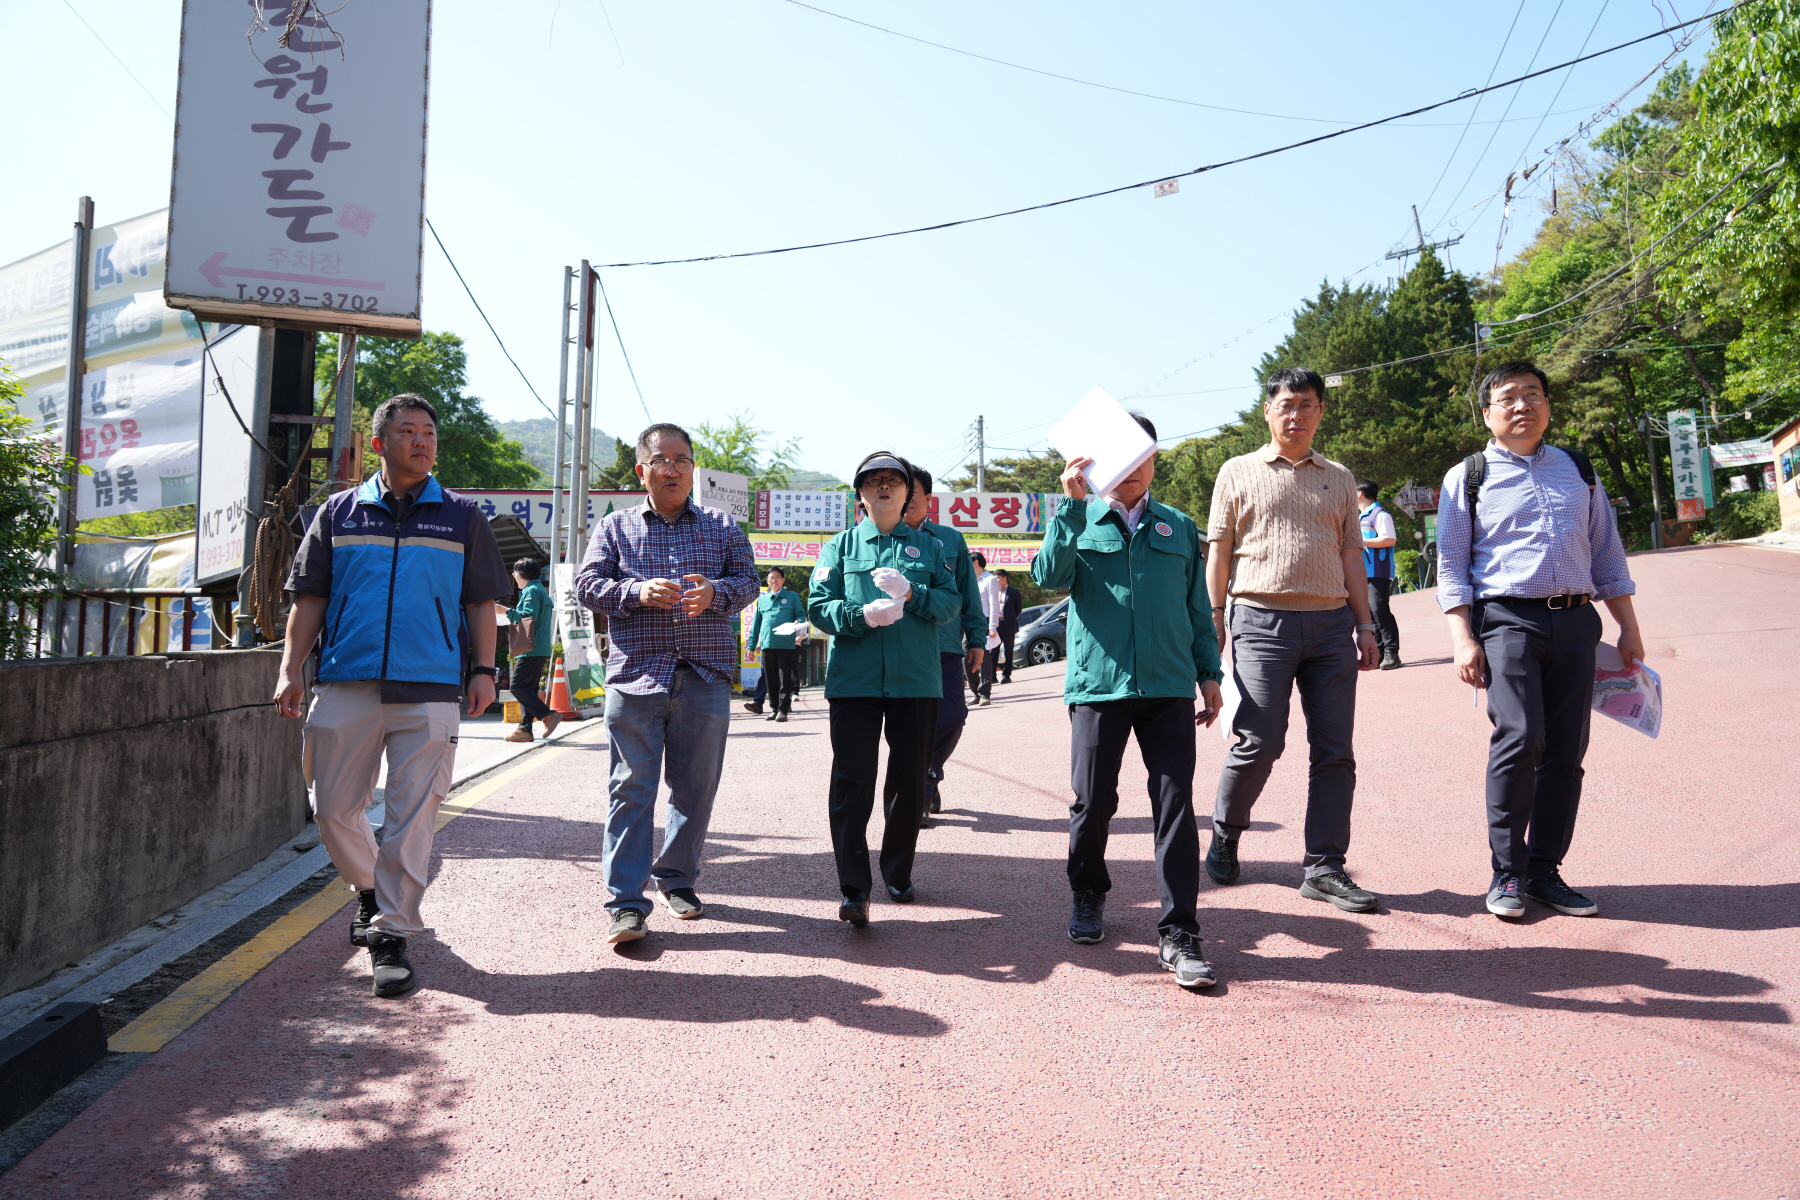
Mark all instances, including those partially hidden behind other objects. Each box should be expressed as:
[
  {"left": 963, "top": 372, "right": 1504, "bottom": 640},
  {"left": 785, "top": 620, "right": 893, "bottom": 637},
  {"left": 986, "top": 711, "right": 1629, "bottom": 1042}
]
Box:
[
  {"left": 870, "top": 567, "right": 911, "bottom": 599},
  {"left": 861, "top": 597, "right": 904, "bottom": 627}
]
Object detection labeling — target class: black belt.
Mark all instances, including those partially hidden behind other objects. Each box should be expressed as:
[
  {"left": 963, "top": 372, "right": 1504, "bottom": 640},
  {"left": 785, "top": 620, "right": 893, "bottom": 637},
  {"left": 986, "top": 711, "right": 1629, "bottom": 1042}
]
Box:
[{"left": 1483, "top": 593, "right": 1592, "bottom": 610}]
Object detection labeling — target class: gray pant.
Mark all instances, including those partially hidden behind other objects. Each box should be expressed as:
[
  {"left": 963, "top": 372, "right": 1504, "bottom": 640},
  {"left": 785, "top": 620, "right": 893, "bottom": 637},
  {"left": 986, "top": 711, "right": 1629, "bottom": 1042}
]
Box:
[{"left": 1213, "top": 605, "right": 1358, "bottom": 879}]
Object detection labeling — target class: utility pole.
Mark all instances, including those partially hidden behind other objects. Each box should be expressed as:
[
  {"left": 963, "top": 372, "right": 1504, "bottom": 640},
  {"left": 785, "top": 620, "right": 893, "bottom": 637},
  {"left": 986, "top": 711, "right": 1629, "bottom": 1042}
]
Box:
[
  {"left": 51, "top": 196, "right": 94, "bottom": 656},
  {"left": 1639, "top": 415, "right": 1665, "bottom": 550},
  {"left": 330, "top": 330, "right": 358, "bottom": 491},
  {"left": 975, "top": 415, "right": 985, "bottom": 492},
  {"left": 548, "top": 266, "right": 574, "bottom": 567},
  {"left": 1385, "top": 205, "right": 1464, "bottom": 265},
  {"left": 568, "top": 262, "right": 597, "bottom": 565}
]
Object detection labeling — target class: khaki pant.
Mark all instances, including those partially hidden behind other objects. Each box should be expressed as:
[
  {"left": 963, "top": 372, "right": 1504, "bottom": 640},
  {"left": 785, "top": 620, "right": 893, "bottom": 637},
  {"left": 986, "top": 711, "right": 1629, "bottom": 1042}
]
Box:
[{"left": 303, "top": 681, "right": 458, "bottom": 939}]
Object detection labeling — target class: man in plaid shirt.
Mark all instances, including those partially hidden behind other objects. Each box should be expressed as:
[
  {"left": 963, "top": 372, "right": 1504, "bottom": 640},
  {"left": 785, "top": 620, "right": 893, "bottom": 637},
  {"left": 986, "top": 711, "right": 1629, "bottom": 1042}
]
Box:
[{"left": 575, "top": 423, "right": 759, "bottom": 942}]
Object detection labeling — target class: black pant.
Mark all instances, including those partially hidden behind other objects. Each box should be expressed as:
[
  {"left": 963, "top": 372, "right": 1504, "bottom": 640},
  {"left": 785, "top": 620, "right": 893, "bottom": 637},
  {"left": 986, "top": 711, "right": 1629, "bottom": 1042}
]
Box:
[
  {"left": 828, "top": 697, "right": 936, "bottom": 897},
  {"left": 925, "top": 653, "right": 969, "bottom": 808},
  {"left": 511, "top": 655, "right": 553, "bottom": 728},
  {"left": 761, "top": 648, "right": 801, "bottom": 714},
  {"left": 967, "top": 650, "right": 995, "bottom": 700},
  {"left": 1366, "top": 576, "right": 1400, "bottom": 657},
  {"left": 1477, "top": 600, "right": 1600, "bottom": 876},
  {"left": 1068, "top": 698, "right": 1200, "bottom": 937},
  {"left": 996, "top": 624, "right": 1017, "bottom": 679}
]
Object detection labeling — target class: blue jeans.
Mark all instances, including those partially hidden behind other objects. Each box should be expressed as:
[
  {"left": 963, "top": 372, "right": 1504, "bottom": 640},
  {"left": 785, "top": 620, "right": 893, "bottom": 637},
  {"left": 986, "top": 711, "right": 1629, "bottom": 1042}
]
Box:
[{"left": 602, "top": 665, "right": 730, "bottom": 914}]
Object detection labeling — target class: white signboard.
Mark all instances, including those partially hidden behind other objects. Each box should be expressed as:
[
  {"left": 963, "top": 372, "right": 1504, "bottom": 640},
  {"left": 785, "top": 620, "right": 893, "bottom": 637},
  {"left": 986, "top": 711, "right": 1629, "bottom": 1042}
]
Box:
[
  {"left": 458, "top": 490, "right": 646, "bottom": 546},
  {"left": 756, "top": 489, "right": 847, "bottom": 531},
  {"left": 196, "top": 327, "right": 263, "bottom": 584},
  {"left": 1709, "top": 438, "right": 1774, "bottom": 467},
  {"left": 165, "top": 2, "right": 432, "bottom": 336},
  {"left": 697, "top": 469, "right": 751, "bottom": 523},
  {"left": 1667, "top": 408, "right": 1704, "bottom": 521},
  {"left": 77, "top": 343, "right": 208, "bottom": 520}
]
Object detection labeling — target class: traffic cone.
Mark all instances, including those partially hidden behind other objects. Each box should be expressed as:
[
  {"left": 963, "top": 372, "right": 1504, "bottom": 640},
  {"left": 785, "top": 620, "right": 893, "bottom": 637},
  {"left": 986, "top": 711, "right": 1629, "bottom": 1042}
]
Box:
[{"left": 550, "top": 656, "right": 581, "bottom": 720}]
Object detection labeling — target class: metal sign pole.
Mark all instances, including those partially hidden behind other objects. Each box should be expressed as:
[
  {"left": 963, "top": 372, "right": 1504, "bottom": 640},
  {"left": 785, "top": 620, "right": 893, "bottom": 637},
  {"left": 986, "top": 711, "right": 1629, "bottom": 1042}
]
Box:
[
  {"left": 330, "top": 330, "right": 359, "bottom": 492},
  {"left": 569, "top": 262, "right": 597, "bottom": 566},
  {"left": 548, "top": 266, "right": 574, "bottom": 567},
  {"left": 51, "top": 197, "right": 94, "bottom": 656}
]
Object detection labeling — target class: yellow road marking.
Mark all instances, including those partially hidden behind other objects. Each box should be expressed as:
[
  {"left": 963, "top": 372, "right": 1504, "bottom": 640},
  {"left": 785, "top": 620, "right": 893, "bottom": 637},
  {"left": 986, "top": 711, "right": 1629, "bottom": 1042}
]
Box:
[{"left": 108, "top": 731, "right": 595, "bottom": 1053}]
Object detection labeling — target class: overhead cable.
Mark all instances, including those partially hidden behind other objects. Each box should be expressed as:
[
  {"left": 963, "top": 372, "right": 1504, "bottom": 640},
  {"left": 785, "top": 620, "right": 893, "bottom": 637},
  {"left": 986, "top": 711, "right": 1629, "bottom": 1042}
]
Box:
[
  {"left": 592, "top": 269, "right": 655, "bottom": 423},
  {"left": 598, "top": 2, "right": 1757, "bottom": 270},
  {"left": 425, "top": 218, "right": 558, "bottom": 421}
]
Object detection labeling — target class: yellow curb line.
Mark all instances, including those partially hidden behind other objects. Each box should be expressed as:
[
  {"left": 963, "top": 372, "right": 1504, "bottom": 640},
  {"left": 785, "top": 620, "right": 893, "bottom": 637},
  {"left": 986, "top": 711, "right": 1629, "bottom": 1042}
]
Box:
[{"left": 108, "top": 731, "right": 596, "bottom": 1053}]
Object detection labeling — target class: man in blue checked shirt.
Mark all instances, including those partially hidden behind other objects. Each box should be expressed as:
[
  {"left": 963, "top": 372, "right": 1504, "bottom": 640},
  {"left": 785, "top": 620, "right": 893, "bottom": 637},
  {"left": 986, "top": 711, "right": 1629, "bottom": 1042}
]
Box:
[
  {"left": 1436, "top": 362, "right": 1645, "bottom": 923},
  {"left": 575, "top": 423, "right": 760, "bottom": 943}
]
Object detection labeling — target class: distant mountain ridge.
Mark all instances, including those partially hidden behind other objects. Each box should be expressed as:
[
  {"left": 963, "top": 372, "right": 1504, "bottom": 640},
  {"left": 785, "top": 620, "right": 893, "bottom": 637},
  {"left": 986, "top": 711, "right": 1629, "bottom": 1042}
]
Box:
[{"left": 496, "top": 418, "right": 614, "bottom": 481}]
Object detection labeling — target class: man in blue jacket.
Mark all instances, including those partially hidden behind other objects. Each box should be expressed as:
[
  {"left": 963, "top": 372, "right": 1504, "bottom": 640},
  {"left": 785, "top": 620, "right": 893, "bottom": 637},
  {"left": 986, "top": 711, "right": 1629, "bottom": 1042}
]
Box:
[
  {"left": 278, "top": 393, "right": 512, "bottom": 998},
  {"left": 1032, "top": 415, "right": 1225, "bottom": 990}
]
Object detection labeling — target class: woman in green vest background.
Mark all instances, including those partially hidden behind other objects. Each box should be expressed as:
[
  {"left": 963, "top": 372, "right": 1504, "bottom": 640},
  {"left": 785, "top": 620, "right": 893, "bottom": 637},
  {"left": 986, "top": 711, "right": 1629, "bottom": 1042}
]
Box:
[
  {"left": 499, "top": 558, "right": 559, "bottom": 744},
  {"left": 745, "top": 566, "right": 806, "bottom": 722},
  {"left": 808, "top": 452, "right": 958, "bottom": 926}
]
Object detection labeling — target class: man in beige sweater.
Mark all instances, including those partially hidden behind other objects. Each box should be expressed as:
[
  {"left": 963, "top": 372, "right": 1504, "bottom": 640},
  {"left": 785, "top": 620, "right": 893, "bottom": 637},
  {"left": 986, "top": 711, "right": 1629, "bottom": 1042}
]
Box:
[{"left": 1205, "top": 367, "right": 1382, "bottom": 912}]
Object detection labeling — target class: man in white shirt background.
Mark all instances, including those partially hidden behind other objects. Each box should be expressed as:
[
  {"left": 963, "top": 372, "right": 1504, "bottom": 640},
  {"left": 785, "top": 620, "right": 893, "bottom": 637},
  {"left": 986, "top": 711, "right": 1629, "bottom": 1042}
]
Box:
[
  {"left": 968, "top": 552, "right": 1004, "bottom": 706},
  {"left": 1357, "top": 480, "right": 1402, "bottom": 670}
]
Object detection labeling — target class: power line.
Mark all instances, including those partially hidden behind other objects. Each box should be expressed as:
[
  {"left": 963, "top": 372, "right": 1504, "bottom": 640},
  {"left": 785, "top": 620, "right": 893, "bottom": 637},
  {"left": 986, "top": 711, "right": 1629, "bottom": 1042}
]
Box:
[
  {"left": 1417, "top": 0, "right": 1527, "bottom": 218},
  {"left": 424, "top": 218, "right": 557, "bottom": 421},
  {"left": 63, "top": 0, "right": 173, "bottom": 121},
  {"left": 597, "top": 3, "right": 1753, "bottom": 270},
  {"left": 592, "top": 269, "right": 654, "bottom": 423}
]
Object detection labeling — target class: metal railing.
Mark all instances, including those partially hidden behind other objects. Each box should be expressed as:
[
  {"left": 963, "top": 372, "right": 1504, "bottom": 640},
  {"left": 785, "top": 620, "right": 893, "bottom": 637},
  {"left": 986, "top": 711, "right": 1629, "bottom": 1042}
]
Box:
[{"left": 6, "top": 589, "right": 213, "bottom": 659}]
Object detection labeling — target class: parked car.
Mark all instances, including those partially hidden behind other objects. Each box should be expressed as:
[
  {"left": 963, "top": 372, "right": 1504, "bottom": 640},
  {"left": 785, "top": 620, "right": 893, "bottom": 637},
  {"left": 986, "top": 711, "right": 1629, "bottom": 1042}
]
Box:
[
  {"left": 1017, "top": 604, "right": 1052, "bottom": 629},
  {"left": 1013, "top": 599, "right": 1069, "bottom": 666}
]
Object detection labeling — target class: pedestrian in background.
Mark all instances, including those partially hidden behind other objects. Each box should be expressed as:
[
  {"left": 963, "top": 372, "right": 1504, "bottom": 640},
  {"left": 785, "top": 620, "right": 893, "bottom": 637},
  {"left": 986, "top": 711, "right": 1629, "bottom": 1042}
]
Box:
[
  {"left": 898, "top": 466, "right": 988, "bottom": 825},
  {"left": 1357, "top": 481, "right": 1403, "bottom": 670},
  {"left": 1033, "top": 413, "right": 1224, "bottom": 991},
  {"left": 575, "top": 423, "right": 759, "bottom": 942},
  {"left": 1436, "top": 361, "right": 1642, "bottom": 920},
  {"left": 1206, "top": 367, "right": 1383, "bottom": 914},
  {"left": 277, "top": 393, "right": 511, "bottom": 998},
  {"left": 745, "top": 566, "right": 806, "bottom": 722},
  {"left": 968, "top": 552, "right": 1003, "bottom": 705},
  {"left": 809, "top": 452, "right": 958, "bottom": 926},
  {"left": 499, "top": 558, "right": 560, "bottom": 743},
  {"left": 994, "top": 569, "right": 1022, "bottom": 684}
]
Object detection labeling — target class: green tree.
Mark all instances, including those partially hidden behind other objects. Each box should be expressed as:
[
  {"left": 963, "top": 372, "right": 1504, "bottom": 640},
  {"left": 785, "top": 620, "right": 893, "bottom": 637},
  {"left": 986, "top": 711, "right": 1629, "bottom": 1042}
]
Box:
[
  {"left": 593, "top": 437, "right": 644, "bottom": 491},
  {"left": 315, "top": 332, "right": 544, "bottom": 489},
  {"left": 690, "top": 411, "right": 801, "bottom": 490},
  {"left": 1, "top": 368, "right": 84, "bottom": 658},
  {"left": 945, "top": 451, "right": 1066, "bottom": 493}
]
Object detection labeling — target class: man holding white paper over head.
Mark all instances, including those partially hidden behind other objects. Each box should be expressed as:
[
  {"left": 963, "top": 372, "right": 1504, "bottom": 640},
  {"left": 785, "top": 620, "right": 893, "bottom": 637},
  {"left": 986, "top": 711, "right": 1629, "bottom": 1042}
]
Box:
[
  {"left": 1436, "top": 361, "right": 1641, "bottom": 921},
  {"left": 1206, "top": 368, "right": 1382, "bottom": 914},
  {"left": 1034, "top": 402, "right": 1224, "bottom": 991}
]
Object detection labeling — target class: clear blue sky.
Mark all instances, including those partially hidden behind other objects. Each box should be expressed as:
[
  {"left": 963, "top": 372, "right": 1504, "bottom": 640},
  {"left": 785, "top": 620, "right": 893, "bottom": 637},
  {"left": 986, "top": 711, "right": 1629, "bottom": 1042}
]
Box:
[{"left": 3, "top": 0, "right": 1707, "bottom": 487}]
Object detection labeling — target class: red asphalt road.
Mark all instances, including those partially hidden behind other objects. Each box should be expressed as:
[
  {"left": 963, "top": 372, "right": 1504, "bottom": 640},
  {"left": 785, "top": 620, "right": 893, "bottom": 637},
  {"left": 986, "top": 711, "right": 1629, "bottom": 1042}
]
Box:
[{"left": 8, "top": 544, "right": 1796, "bottom": 1199}]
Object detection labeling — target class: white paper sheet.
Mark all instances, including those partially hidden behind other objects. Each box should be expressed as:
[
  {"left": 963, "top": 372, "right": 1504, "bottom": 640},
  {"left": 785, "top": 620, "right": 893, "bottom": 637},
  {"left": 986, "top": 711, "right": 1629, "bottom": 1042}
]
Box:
[
  {"left": 772, "top": 621, "right": 807, "bottom": 636},
  {"left": 1048, "top": 386, "right": 1158, "bottom": 498},
  {"left": 1593, "top": 641, "right": 1662, "bottom": 738}
]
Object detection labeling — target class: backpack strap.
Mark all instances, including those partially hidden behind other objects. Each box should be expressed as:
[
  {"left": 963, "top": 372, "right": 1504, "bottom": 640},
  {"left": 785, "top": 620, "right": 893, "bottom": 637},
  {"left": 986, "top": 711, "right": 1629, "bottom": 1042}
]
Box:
[
  {"left": 1555, "top": 445, "right": 1598, "bottom": 490},
  {"left": 1461, "top": 452, "right": 1487, "bottom": 523}
]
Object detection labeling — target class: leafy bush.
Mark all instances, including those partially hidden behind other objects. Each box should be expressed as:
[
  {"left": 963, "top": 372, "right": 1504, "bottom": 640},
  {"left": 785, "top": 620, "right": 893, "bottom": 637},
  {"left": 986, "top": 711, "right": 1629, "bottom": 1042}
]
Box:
[
  {"left": 1, "top": 369, "right": 84, "bottom": 658},
  {"left": 1394, "top": 548, "right": 1422, "bottom": 591},
  {"left": 1707, "top": 491, "right": 1781, "bottom": 540}
]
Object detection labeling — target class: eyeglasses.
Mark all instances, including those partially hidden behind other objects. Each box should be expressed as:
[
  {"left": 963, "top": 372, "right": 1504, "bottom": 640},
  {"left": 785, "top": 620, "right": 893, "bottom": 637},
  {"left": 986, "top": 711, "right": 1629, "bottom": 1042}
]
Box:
[
  {"left": 1269, "top": 402, "right": 1321, "bottom": 417},
  {"left": 861, "top": 474, "right": 907, "bottom": 489},
  {"left": 644, "top": 456, "right": 695, "bottom": 473},
  {"left": 1487, "top": 394, "right": 1546, "bottom": 411}
]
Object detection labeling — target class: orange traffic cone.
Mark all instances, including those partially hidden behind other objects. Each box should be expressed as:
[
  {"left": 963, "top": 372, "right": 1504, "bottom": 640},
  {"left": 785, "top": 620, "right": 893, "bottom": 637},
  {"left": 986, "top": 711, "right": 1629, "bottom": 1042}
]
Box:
[{"left": 550, "top": 656, "right": 582, "bottom": 720}]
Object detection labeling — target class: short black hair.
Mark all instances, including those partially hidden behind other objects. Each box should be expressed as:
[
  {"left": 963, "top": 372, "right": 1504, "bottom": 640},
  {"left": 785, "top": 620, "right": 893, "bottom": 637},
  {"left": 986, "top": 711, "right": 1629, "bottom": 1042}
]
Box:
[
  {"left": 512, "top": 558, "right": 543, "bottom": 579},
  {"left": 1264, "top": 367, "right": 1326, "bottom": 402},
  {"left": 994, "top": 569, "right": 1009, "bottom": 579},
  {"left": 1478, "top": 361, "right": 1550, "bottom": 408},
  {"left": 970, "top": 551, "right": 987, "bottom": 568},
  {"left": 635, "top": 422, "right": 694, "bottom": 462},
  {"left": 1356, "top": 479, "right": 1380, "bottom": 501},
  {"left": 911, "top": 465, "right": 934, "bottom": 494},
  {"left": 372, "top": 393, "right": 438, "bottom": 439},
  {"left": 767, "top": 565, "right": 786, "bottom": 577},
  {"left": 1129, "top": 412, "right": 1157, "bottom": 441}
]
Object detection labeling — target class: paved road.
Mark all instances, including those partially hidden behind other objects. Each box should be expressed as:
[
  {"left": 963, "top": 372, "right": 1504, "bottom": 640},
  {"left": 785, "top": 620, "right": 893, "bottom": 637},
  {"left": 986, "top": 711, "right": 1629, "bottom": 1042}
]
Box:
[{"left": 8, "top": 544, "right": 1795, "bottom": 1199}]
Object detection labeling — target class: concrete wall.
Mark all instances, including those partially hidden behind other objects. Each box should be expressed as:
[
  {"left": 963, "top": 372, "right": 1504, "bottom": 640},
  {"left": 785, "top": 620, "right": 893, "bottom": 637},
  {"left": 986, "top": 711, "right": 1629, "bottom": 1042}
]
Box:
[{"left": 0, "top": 648, "right": 307, "bottom": 995}]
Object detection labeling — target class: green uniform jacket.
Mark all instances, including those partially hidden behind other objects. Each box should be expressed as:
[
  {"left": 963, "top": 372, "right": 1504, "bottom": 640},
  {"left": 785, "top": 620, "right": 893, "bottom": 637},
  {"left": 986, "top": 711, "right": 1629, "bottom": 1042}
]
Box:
[
  {"left": 1031, "top": 494, "right": 1223, "bottom": 704},
  {"left": 746, "top": 587, "right": 805, "bottom": 650},
  {"left": 808, "top": 518, "right": 959, "bottom": 698},
  {"left": 505, "top": 579, "right": 554, "bottom": 659},
  {"left": 918, "top": 520, "right": 990, "bottom": 655}
]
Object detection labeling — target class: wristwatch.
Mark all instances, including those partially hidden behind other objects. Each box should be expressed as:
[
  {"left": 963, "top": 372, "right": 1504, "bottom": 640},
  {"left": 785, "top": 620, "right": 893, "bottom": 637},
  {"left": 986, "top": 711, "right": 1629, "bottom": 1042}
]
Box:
[
  {"left": 1355, "top": 623, "right": 1377, "bottom": 632},
  {"left": 470, "top": 665, "right": 498, "bottom": 677}
]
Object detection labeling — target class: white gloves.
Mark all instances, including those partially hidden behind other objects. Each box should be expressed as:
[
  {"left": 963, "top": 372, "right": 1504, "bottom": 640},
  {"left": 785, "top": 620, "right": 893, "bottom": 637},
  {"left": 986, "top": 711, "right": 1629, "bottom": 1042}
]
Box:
[
  {"left": 870, "top": 567, "right": 911, "bottom": 599},
  {"left": 861, "top": 597, "right": 905, "bottom": 627}
]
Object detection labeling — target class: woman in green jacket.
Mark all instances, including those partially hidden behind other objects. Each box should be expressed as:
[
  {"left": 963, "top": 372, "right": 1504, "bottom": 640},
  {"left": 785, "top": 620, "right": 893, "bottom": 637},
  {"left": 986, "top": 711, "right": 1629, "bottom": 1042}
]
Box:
[
  {"left": 745, "top": 566, "right": 806, "bottom": 722},
  {"left": 499, "top": 558, "right": 559, "bottom": 743},
  {"left": 808, "top": 452, "right": 959, "bottom": 926}
]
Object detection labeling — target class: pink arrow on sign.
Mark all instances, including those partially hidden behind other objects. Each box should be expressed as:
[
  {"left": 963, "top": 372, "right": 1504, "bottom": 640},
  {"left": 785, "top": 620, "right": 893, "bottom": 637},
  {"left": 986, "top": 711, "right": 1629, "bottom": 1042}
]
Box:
[{"left": 198, "top": 251, "right": 386, "bottom": 291}]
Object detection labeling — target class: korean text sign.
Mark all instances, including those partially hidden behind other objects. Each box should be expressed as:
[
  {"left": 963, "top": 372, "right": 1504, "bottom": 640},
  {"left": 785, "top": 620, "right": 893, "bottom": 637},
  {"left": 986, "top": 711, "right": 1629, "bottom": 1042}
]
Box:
[
  {"left": 165, "top": 2, "right": 430, "bottom": 336},
  {"left": 1667, "top": 409, "right": 1705, "bottom": 522}
]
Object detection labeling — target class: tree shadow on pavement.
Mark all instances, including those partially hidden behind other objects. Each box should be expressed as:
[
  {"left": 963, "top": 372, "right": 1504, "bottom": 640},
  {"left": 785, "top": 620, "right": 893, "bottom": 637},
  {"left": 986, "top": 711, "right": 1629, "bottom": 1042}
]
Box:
[{"left": 1206, "top": 905, "right": 1789, "bottom": 1023}]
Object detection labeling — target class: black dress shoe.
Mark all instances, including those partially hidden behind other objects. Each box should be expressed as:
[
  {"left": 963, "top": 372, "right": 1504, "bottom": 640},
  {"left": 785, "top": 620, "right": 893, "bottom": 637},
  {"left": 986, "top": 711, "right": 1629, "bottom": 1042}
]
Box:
[
  {"left": 886, "top": 884, "right": 915, "bottom": 903},
  {"left": 839, "top": 894, "right": 870, "bottom": 926},
  {"left": 1205, "top": 831, "right": 1241, "bottom": 885},
  {"left": 743, "top": 702, "right": 764, "bottom": 714}
]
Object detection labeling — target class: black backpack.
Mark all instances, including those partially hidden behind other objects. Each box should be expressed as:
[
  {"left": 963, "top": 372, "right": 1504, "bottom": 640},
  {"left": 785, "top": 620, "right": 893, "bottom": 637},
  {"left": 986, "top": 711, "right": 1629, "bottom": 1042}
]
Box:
[{"left": 1462, "top": 446, "right": 1597, "bottom": 523}]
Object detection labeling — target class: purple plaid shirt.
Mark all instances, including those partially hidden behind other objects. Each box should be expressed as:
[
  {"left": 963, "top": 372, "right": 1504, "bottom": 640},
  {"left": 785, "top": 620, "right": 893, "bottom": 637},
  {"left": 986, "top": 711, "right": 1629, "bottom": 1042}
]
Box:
[{"left": 575, "top": 497, "right": 759, "bottom": 694}]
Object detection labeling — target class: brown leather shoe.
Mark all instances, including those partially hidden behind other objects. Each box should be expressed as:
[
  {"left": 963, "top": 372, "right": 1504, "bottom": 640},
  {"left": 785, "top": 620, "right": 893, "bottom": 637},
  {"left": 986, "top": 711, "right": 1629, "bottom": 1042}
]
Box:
[
  {"left": 542, "top": 712, "right": 563, "bottom": 737},
  {"left": 504, "top": 729, "right": 533, "bottom": 743}
]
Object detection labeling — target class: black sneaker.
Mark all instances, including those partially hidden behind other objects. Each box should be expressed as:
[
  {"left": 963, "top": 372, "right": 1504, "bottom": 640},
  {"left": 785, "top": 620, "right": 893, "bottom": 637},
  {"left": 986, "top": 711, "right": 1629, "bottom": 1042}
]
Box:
[
  {"left": 367, "top": 934, "right": 416, "bottom": 998},
  {"left": 1299, "top": 870, "right": 1379, "bottom": 912},
  {"left": 349, "top": 889, "right": 378, "bottom": 947},
  {"left": 1380, "top": 652, "right": 1401, "bottom": 670},
  {"left": 1205, "top": 831, "right": 1240, "bottom": 885},
  {"left": 1487, "top": 871, "right": 1525, "bottom": 919},
  {"left": 839, "top": 893, "right": 870, "bottom": 927},
  {"left": 775, "top": 712, "right": 788, "bottom": 723},
  {"left": 607, "top": 909, "right": 647, "bottom": 942},
  {"left": 662, "top": 888, "right": 704, "bottom": 920},
  {"left": 1522, "top": 869, "right": 1598, "bottom": 916},
  {"left": 1068, "top": 890, "right": 1105, "bottom": 944},
  {"left": 1157, "top": 932, "right": 1217, "bottom": 990}
]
